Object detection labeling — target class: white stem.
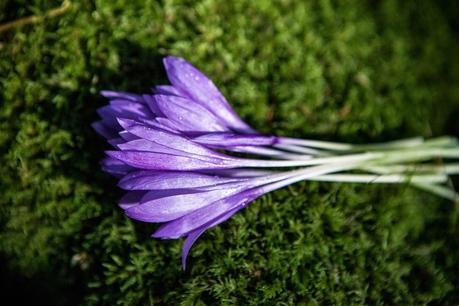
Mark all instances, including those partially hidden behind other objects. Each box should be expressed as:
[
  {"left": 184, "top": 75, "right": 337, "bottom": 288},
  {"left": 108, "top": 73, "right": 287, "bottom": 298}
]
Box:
[
  {"left": 366, "top": 163, "right": 459, "bottom": 175},
  {"left": 279, "top": 137, "right": 353, "bottom": 151},
  {"left": 235, "top": 152, "right": 382, "bottom": 168},
  {"left": 412, "top": 183, "right": 459, "bottom": 202},
  {"left": 307, "top": 173, "right": 447, "bottom": 184},
  {"left": 278, "top": 136, "right": 430, "bottom": 151},
  {"left": 259, "top": 162, "right": 364, "bottom": 193},
  {"left": 273, "top": 144, "right": 326, "bottom": 155}
]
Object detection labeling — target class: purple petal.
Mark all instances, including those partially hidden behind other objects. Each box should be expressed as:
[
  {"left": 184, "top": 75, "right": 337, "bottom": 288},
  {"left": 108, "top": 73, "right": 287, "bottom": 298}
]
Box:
[
  {"left": 100, "top": 157, "right": 133, "bottom": 177},
  {"left": 163, "top": 56, "right": 254, "bottom": 132},
  {"left": 153, "top": 85, "right": 182, "bottom": 96},
  {"left": 92, "top": 121, "right": 118, "bottom": 139},
  {"left": 181, "top": 227, "right": 206, "bottom": 270},
  {"left": 125, "top": 186, "right": 244, "bottom": 222},
  {"left": 119, "top": 131, "right": 139, "bottom": 142},
  {"left": 119, "top": 191, "right": 147, "bottom": 209},
  {"left": 192, "top": 133, "right": 278, "bottom": 147},
  {"left": 118, "top": 171, "right": 242, "bottom": 190},
  {"left": 105, "top": 151, "right": 230, "bottom": 171},
  {"left": 100, "top": 90, "right": 144, "bottom": 102},
  {"left": 154, "top": 94, "right": 228, "bottom": 133},
  {"left": 142, "top": 94, "right": 163, "bottom": 116},
  {"left": 150, "top": 117, "right": 184, "bottom": 133},
  {"left": 119, "top": 123, "right": 231, "bottom": 160},
  {"left": 96, "top": 102, "right": 153, "bottom": 132},
  {"left": 153, "top": 188, "right": 262, "bottom": 238},
  {"left": 181, "top": 205, "right": 242, "bottom": 270},
  {"left": 117, "top": 139, "right": 193, "bottom": 156},
  {"left": 108, "top": 137, "right": 125, "bottom": 147}
]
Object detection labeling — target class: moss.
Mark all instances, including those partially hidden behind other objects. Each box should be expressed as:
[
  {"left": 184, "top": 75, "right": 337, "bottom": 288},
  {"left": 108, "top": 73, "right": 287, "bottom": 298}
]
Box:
[{"left": 1, "top": 0, "right": 459, "bottom": 305}]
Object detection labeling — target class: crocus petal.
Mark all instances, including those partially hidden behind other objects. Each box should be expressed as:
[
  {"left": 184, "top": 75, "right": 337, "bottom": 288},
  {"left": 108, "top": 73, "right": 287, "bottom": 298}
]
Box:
[
  {"left": 118, "top": 171, "right": 242, "bottom": 190},
  {"left": 117, "top": 139, "right": 197, "bottom": 157},
  {"left": 153, "top": 85, "right": 182, "bottom": 96},
  {"left": 181, "top": 205, "right": 243, "bottom": 270},
  {"left": 92, "top": 121, "right": 118, "bottom": 139},
  {"left": 100, "top": 157, "right": 133, "bottom": 177},
  {"left": 142, "top": 94, "right": 163, "bottom": 116},
  {"left": 153, "top": 189, "right": 262, "bottom": 238},
  {"left": 163, "top": 56, "right": 253, "bottom": 133},
  {"left": 181, "top": 227, "right": 206, "bottom": 270},
  {"left": 105, "top": 151, "right": 230, "bottom": 171},
  {"left": 192, "top": 133, "right": 278, "bottom": 147},
  {"left": 119, "top": 191, "right": 147, "bottom": 209},
  {"left": 100, "top": 90, "right": 144, "bottom": 102},
  {"left": 154, "top": 94, "right": 228, "bottom": 132},
  {"left": 119, "top": 122, "right": 231, "bottom": 160},
  {"left": 108, "top": 138, "right": 125, "bottom": 147},
  {"left": 118, "top": 131, "right": 138, "bottom": 142},
  {"left": 126, "top": 185, "right": 244, "bottom": 222},
  {"left": 152, "top": 117, "right": 185, "bottom": 133}
]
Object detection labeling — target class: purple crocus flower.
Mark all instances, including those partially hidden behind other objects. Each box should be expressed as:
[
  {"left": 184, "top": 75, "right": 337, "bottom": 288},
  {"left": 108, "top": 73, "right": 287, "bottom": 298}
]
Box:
[{"left": 93, "top": 55, "right": 459, "bottom": 269}]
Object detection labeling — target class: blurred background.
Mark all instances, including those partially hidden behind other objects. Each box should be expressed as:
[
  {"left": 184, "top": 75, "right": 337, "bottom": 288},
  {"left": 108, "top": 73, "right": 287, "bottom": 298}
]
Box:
[{"left": 0, "top": 0, "right": 458, "bottom": 305}]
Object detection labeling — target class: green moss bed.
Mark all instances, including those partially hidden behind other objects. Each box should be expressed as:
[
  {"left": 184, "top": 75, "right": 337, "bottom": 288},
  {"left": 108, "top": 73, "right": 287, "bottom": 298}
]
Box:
[{"left": 1, "top": 1, "right": 459, "bottom": 305}]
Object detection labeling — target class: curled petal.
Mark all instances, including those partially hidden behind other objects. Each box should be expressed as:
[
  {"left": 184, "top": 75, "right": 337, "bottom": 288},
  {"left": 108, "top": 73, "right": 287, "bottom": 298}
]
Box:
[
  {"left": 181, "top": 227, "right": 206, "bottom": 270},
  {"left": 181, "top": 205, "right": 242, "bottom": 270}
]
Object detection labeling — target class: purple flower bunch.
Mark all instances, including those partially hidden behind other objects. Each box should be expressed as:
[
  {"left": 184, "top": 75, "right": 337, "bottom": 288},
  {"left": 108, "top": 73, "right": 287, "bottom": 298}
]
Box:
[{"left": 93, "top": 56, "right": 459, "bottom": 269}]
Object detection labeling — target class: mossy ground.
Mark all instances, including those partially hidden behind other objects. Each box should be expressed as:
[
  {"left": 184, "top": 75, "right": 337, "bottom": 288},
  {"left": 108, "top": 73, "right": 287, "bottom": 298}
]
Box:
[{"left": 1, "top": 1, "right": 459, "bottom": 305}]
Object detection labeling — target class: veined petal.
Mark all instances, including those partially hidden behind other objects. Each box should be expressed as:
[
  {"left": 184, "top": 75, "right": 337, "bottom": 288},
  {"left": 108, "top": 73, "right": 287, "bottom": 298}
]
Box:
[
  {"left": 192, "top": 133, "right": 278, "bottom": 147},
  {"left": 153, "top": 117, "right": 184, "bottom": 133},
  {"left": 153, "top": 188, "right": 262, "bottom": 238},
  {"left": 105, "top": 151, "right": 230, "bottom": 171},
  {"left": 163, "top": 56, "right": 253, "bottom": 133},
  {"left": 125, "top": 186, "right": 243, "bottom": 222},
  {"left": 117, "top": 138, "right": 184, "bottom": 154},
  {"left": 117, "top": 139, "right": 224, "bottom": 163},
  {"left": 118, "top": 171, "right": 242, "bottom": 190},
  {"left": 119, "top": 122, "right": 231, "bottom": 159},
  {"left": 154, "top": 94, "right": 228, "bottom": 132}
]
